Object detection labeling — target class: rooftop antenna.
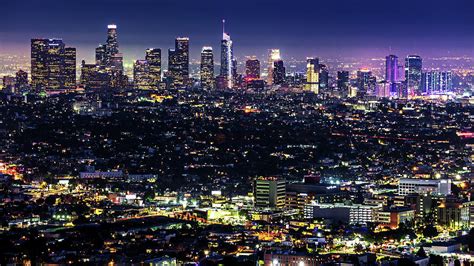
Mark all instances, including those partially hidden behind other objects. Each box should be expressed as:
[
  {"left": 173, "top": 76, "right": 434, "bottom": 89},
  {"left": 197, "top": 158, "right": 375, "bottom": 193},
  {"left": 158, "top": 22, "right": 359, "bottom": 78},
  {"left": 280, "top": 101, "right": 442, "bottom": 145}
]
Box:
[{"left": 222, "top": 19, "right": 226, "bottom": 37}]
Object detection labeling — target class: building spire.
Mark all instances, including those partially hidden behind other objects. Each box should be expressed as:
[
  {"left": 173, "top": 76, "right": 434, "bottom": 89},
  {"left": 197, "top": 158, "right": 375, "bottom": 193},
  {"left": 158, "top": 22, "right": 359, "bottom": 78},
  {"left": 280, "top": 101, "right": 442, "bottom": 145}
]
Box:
[{"left": 222, "top": 19, "right": 226, "bottom": 39}]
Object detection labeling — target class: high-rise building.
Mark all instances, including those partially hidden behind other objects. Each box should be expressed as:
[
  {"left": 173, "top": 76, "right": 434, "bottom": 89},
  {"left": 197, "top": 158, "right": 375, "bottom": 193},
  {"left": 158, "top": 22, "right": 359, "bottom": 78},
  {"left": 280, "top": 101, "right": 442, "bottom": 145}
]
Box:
[
  {"left": 356, "top": 68, "right": 372, "bottom": 95},
  {"left": 245, "top": 56, "right": 260, "bottom": 79},
  {"left": 272, "top": 60, "right": 285, "bottom": 85},
  {"left": 385, "top": 55, "right": 399, "bottom": 95},
  {"left": 254, "top": 177, "right": 286, "bottom": 209},
  {"left": 376, "top": 81, "right": 391, "bottom": 98},
  {"left": 146, "top": 48, "right": 161, "bottom": 89},
  {"left": 422, "top": 71, "right": 453, "bottom": 94},
  {"left": 319, "top": 64, "right": 329, "bottom": 91},
  {"left": 64, "top": 47, "right": 76, "bottom": 90},
  {"left": 405, "top": 55, "right": 423, "bottom": 96},
  {"left": 220, "top": 20, "right": 233, "bottom": 88},
  {"left": 133, "top": 60, "right": 151, "bottom": 90},
  {"left": 15, "top": 70, "right": 28, "bottom": 91},
  {"left": 31, "top": 38, "right": 76, "bottom": 91},
  {"left": 337, "top": 71, "right": 349, "bottom": 92},
  {"left": 106, "top": 24, "right": 119, "bottom": 61},
  {"left": 267, "top": 49, "right": 281, "bottom": 85},
  {"left": 200, "top": 46, "right": 214, "bottom": 89},
  {"left": 95, "top": 44, "right": 107, "bottom": 67},
  {"left": 304, "top": 58, "right": 319, "bottom": 93},
  {"left": 168, "top": 37, "right": 189, "bottom": 88}
]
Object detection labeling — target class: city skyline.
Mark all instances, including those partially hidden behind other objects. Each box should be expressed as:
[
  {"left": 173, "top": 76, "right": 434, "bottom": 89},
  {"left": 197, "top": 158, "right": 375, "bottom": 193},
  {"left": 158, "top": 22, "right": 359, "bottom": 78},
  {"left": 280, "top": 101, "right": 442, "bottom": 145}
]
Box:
[{"left": 1, "top": 0, "right": 474, "bottom": 62}]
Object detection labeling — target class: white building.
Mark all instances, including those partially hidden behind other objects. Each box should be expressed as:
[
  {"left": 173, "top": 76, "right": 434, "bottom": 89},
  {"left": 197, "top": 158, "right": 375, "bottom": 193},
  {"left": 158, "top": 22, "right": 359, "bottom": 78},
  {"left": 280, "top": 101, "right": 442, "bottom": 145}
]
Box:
[{"left": 398, "top": 178, "right": 451, "bottom": 196}]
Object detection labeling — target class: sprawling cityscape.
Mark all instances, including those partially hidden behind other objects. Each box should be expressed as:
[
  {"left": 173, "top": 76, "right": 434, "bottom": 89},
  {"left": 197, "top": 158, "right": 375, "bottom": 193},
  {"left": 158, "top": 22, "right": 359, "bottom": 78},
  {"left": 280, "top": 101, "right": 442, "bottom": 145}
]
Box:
[{"left": 0, "top": 0, "right": 473, "bottom": 265}]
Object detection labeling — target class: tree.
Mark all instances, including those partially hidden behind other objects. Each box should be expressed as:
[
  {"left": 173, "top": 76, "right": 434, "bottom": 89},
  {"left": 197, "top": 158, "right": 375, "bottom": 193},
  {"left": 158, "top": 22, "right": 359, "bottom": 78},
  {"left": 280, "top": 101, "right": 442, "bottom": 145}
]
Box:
[
  {"left": 429, "top": 254, "right": 444, "bottom": 266},
  {"left": 468, "top": 227, "right": 474, "bottom": 251},
  {"left": 423, "top": 224, "right": 439, "bottom": 238},
  {"left": 416, "top": 246, "right": 427, "bottom": 258}
]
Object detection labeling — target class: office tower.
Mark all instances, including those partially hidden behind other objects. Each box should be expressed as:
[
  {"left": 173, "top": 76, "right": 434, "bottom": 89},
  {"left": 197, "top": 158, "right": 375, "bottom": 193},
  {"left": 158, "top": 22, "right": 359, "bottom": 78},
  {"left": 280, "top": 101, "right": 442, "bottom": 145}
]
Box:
[
  {"left": 15, "top": 70, "right": 28, "bottom": 91},
  {"left": 80, "top": 60, "right": 110, "bottom": 89},
  {"left": 220, "top": 20, "right": 233, "bottom": 88},
  {"left": 405, "top": 55, "right": 423, "bottom": 96},
  {"left": 232, "top": 58, "right": 239, "bottom": 86},
  {"left": 356, "top": 68, "right": 372, "bottom": 95},
  {"left": 245, "top": 57, "right": 260, "bottom": 79},
  {"left": 385, "top": 55, "right": 399, "bottom": 94},
  {"left": 168, "top": 37, "right": 189, "bottom": 88},
  {"left": 304, "top": 58, "right": 319, "bottom": 93},
  {"left": 200, "top": 46, "right": 214, "bottom": 89},
  {"left": 95, "top": 44, "right": 107, "bottom": 67},
  {"left": 133, "top": 60, "right": 151, "bottom": 90},
  {"left": 376, "top": 81, "right": 391, "bottom": 98},
  {"left": 267, "top": 49, "right": 281, "bottom": 85},
  {"left": 337, "top": 71, "right": 349, "bottom": 91},
  {"left": 2, "top": 76, "right": 15, "bottom": 92},
  {"left": 64, "top": 47, "right": 76, "bottom": 90},
  {"left": 146, "top": 48, "right": 162, "bottom": 89},
  {"left": 422, "top": 71, "right": 453, "bottom": 94},
  {"left": 106, "top": 24, "right": 119, "bottom": 60},
  {"left": 319, "top": 64, "right": 329, "bottom": 90},
  {"left": 254, "top": 177, "right": 286, "bottom": 209},
  {"left": 31, "top": 38, "right": 69, "bottom": 90},
  {"left": 272, "top": 60, "right": 285, "bottom": 85}
]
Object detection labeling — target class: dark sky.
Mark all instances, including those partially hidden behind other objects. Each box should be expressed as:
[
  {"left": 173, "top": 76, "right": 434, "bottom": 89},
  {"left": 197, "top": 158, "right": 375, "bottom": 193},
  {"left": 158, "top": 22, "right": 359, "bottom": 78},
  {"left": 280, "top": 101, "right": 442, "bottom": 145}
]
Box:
[{"left": 1, "top": 0, "right": 473, "bottom": 62}]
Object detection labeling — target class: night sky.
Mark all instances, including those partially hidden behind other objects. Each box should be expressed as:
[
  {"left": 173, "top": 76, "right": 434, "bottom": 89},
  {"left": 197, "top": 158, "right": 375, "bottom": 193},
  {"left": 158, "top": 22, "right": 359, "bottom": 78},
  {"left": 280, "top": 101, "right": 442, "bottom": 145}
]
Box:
[{"left": 1, "top": 0, "right": 473, "bottom": 62}]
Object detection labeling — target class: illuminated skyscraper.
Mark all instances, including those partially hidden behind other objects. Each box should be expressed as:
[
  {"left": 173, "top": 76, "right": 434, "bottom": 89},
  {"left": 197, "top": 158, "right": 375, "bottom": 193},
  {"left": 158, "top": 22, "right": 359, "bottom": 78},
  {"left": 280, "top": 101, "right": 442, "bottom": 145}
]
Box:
[
  {"left": 133, "top": 60, "right": 151, "bottom": 90},
  {"left": 267, "top": 49, "right": 281, "bottom": 85},
  {"left": 106, "top": 24, "right": 119, "bottom": 60},
  {"left": 220, "top": 20, "right": 233, "bottom": 88},
  {"left": 64, "top": 47, "right": 76, "bottom": 89},
  {"left": 200, "top": 46, "right": 215, "bottom": 89},
  {"left": 95, "top": 44, "right": 107, "bottom": 67},
  {"left": 356, "top": 69, "right": 372, "bottom": 94},
  {"left": 245, "top": 57, "right": 260, "bottom": 79},
  {"left": 31, "top": 38, "right": 74, "bottom": 91},
  {"left": 146, "top": 48, "right": 161, "bottom": 89},
  {"left": 319, "top": 64, "right": 329, "bottom": 90},
  {"left": 405, "top": 55, "right": 422, "bottom": 96},
  {"left": 422, "top": 71, "right": 452, "bottom": 94},
  {"left": 272, "top": 60, "right": 285, "bottom": 85},
  {"left": 15, "top": 70, "right": 28, "bottom": 91},
  {"left": 42, "top": 38, "right": 65, "bottom": 90},
  {"left": 385, "top": 55, "right": 399, "bottom": 94},
  {"left": 304, "top": 58, "right": 319, "bottom": 93},
  {"left": 168, "top": 37, "right": 189, "bottom": 88}
]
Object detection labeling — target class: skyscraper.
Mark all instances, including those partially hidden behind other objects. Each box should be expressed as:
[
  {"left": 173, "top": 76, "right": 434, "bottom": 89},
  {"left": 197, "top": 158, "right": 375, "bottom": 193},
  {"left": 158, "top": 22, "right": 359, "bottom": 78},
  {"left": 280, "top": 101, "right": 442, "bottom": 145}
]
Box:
[
  {"left": 15, "top": 70, "right": 28, "bottom": 91},
  {"left": 267, "top": 49, "right": 281, "bottom": 85},
  {"left": 64, "top": 47, "right": 76, "bottom": 90},
  {"left": 200, "top": 46, "right": 215, "bottom": 89},
  {"left": 422, "top": 71, "right": 453, "bottom": 94},
  {"left": 95, "top": 44, "right": 107, "bottom": 67},
  {"left": 385, "top": 55, "right": 399, "bottom": 95},
  {"left": 133, "top": 60, "right": 151, "bottom": 90},
  {"left": 106, "top": 24, "right": 119, "bottom": 60},
  {"left": 272, "top": 60, "right": 285, "bottom": 85},
  {"left": 337, "top": 71, "right": 349, "bottom": 92},
  {"left": 220, "top": 20, "right": 233, "bottom": 88},
  {"left": 146, "top": 48, "right": 161, "bottom": 89},
  {"left": 319, "top": 64, "right": 329, "bottom": 91},
  {"left": 168, "top": 37, "right": 189, "bottom": 88},
  {"left": 405, "top": 55, "right": 423, "bottom": 96},
  {"left": 304, "top": 58, "right": 319, "bottom": 93},
  {"left": 245, "top": 57, "right": 260, "bottom": 79},
  {"left": 31, "top": 38, "right": 75, "bottom": 91},
  {"left": 357, "top": 69, "right": 377, "bottom": 97}
]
